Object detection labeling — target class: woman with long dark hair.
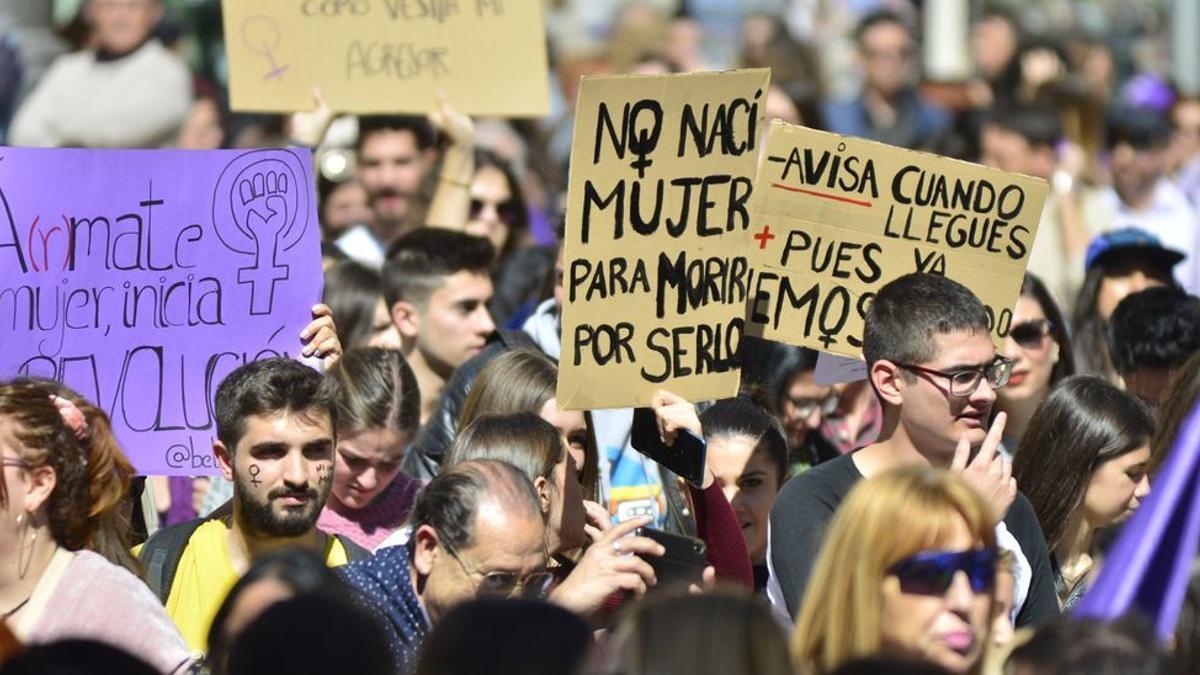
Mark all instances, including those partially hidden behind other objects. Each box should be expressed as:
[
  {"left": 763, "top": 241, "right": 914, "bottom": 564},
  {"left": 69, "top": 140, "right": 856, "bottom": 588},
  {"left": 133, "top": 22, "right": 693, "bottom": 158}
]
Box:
[
  {"left": 1012, "top": 376, "right": 1154, "bottom": 609},
  {"left": 994, "top": 274, "right": 1075, "bottom": 453}
]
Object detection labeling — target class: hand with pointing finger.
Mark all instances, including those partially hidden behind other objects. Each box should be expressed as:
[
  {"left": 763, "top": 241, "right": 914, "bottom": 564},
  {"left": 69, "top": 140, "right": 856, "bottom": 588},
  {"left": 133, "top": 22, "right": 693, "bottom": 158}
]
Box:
[{"left": 951, "top": 411, "right": 1016, "bottom": 523}]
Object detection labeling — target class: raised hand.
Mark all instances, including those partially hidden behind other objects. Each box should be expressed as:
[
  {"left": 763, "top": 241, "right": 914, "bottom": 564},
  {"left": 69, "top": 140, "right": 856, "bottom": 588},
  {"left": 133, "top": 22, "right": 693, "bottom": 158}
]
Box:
[
  {"left": 950, "top": 411, "right": 1016, "bottom": 523},
  {"left": 549, "top": 516, "right": 664, "bottom": 617}
]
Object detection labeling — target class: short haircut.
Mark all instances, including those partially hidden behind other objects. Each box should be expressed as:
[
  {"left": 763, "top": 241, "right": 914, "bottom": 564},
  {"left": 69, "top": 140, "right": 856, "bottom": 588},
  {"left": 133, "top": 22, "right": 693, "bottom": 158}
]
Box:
[
  {"left": 862, "top": 273, "right": 990, "bottom": 367},
  {"left": 1108, "top": 286, "right": 1200, "bottom": 375},
  {"left": 356, "top": 115, "right": 436, "bottom": 153},
  {"left": 214, "top": 358, "right": 336, "bottom": 451},
  {"left": 407, "top": 459, "right": 540, "bottom": 554},
  {"left": 793, "top": 466, "right": 996, "bottom": 673},
  {"left": 381, "top": 228, "right": 495, "bottom": 309},
  {"left": 983, "top": 105, "right": 1063, "bottom": 148},
  {"left": 700, "top": 394, "right": 789, "bottom": 487},
  {"left": 322, "top": 347, "right": 420, "bottom": 438},
  {"left": 1107, "top": 106, "right": 1171, "bottom": 150},
  {"left": 854, "top": 9, "right": 910, "bottom": 44}
]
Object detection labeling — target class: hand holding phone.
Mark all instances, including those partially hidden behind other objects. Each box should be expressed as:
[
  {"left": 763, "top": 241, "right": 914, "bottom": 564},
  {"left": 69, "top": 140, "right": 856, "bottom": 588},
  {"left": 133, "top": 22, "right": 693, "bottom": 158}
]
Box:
[{"left": 634, "top": 527, "right": 707, "bottom": 591}]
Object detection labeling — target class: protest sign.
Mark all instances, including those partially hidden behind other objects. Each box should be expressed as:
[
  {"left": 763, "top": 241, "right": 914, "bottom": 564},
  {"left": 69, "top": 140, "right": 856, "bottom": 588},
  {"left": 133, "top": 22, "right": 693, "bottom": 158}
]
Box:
[
  {"left": 221, "top": 0, "right": 549, "bottom": 116},
  {"left": 0, "top": 147, "right": 323, "bottom": 475},
  {"left": 745, "top": 120, "right": 1048, "bottom": 358},
  {"left": 557, "top": 68, "right": 771, "bottom": 410}
]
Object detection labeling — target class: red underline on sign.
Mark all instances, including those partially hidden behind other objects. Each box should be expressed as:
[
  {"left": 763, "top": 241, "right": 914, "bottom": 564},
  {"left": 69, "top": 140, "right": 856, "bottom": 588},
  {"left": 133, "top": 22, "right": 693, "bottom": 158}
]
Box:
[{"left": 770, "top": 182, "right": 873, "bottom": 207}]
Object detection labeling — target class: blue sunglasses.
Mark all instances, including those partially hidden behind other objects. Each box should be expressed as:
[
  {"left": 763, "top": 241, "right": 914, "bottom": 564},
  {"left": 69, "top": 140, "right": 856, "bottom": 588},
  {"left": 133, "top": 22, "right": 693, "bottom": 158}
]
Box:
[{"left": 887, "top": 548, "right": 997, "bottom": 596}]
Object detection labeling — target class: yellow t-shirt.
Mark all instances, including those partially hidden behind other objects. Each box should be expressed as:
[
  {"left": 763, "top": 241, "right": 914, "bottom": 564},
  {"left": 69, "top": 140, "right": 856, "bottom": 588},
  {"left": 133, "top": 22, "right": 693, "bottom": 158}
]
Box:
[{"left": 138, "top": 520, "right": 350, "bottom": 652}]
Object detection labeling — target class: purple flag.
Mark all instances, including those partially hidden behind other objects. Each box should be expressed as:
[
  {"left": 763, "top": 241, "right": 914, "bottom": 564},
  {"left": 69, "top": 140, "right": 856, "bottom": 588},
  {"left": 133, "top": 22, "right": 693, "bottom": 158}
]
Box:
[
  {"left": 0, "top": 147, "right": 323, "bottom": 475},
  {"left": 1073, "top": 400, "right": 1200, "bottom": 639}
]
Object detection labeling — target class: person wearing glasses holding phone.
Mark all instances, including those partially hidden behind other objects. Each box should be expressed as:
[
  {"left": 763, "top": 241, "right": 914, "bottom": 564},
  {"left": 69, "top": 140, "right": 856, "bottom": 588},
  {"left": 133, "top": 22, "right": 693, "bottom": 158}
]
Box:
[
  {"left": 994, "top": 274, "right": 1075, "bottom": 454},
  {"left": 338, "top": 459, "right": 549, "bottom": 674},
  {"left": 767, "top": 273, "right": 1059, "bottom": 631},
  {"left": 792, "top": 465, "right": 998, "bottom": 675}
]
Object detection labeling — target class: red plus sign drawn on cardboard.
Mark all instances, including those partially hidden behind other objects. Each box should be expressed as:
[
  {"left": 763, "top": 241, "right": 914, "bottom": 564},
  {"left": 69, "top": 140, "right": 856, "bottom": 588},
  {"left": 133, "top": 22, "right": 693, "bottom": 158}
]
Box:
[{"left": 753, "top": 225, "right": 776, "bottom": 250}]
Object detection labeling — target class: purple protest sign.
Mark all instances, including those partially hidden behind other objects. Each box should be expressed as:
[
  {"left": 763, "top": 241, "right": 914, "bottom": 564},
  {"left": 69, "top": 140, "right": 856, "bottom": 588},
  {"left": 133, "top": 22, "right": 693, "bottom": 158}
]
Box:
[{"left": 0, "top": 147, "right": 323, "bottom": 475}]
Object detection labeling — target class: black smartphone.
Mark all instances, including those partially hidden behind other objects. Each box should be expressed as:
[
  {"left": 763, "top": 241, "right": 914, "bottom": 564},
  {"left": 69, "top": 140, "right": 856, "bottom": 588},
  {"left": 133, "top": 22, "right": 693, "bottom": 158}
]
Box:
[
  {"left": 635, "top": 526, "right": 707, "bottom": 590},
  {"left": 630, "top": 407, "right": 707, "bottom": 486}
]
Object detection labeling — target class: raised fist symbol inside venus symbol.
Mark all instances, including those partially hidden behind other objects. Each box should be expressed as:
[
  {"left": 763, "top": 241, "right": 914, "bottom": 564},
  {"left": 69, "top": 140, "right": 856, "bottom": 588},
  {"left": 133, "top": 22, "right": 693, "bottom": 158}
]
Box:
[{"left": 212, "top": 150, "right": 310, "bottom": 315}]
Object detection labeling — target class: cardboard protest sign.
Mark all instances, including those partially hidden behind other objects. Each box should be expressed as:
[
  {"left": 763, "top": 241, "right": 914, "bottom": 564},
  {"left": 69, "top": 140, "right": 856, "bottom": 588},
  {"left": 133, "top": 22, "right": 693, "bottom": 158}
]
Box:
[
  {"left": 745, "top": 120, "right": 1048, "bottom": 358},
  {"left": 221, "top": 0, "right": 549, "bottom": 116},
  {"left": 0, "top": 148, "right": 323, "bottom": 475},
  {"left": 557, "top": 68, "right": 771, "bottom": 410}
]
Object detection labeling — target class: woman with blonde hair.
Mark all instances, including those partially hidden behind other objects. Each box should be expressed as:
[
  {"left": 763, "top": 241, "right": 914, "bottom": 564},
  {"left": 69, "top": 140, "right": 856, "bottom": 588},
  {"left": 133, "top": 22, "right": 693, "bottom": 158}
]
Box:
[{"left": 792, "top": 465, "right": 997, "bottom": 675}]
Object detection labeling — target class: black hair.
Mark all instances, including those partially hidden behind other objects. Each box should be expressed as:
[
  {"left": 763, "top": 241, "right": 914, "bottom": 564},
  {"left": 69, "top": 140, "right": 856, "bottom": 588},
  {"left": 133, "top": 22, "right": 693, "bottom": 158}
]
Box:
[
  {"left": 381, "top": 228, "right": 496, "bottom": 309},
  {"left": 862, "top": 273, "right": 990, "bottom": 367},
  {"left": 700, "top": 395, "right": 788, "bottom": 488},
  {"left": 854, "top": 8, "right": 910, "bottom": 44},
  {"left": 322, "top": 260, "right": 386, "bottom": 349},
  {"left": 226, "top": 594, "right": 393, "bottom": 675},
  {"left": 406, "top": 459, "right": 541, "bottom": 555},
  {"left": 0, "top": 639, "right": 159, "bottom": 675},
  {"left": 1012, "top": 376, "right": 1154, "bottom": 550},
  {"left": 356, "top": 115, "right": 436, "bottom": 153},
  {"left": 416, "top": 598, "right": 591, "bottom": 675},
  {"left": 982, "top": 104, "right": 1063, "bottom": 148},
  {"left": 207, "top": 548, "right": 347, "bottom": 673},
  {"left": 1021, "top": 273, "right": 1076, "bottom": 386},
  {"left": 1007, "top": 615, "right": 1171, "bottom": 675},
  {"left": 1107, "top": 106, "right": 1172, "bottom": 151},
  {"left": 830, "top": 657, "right": 952, "bottom": 675},
  {"left": 322, "top": 347, "right": 421, "bottom": 438},
  {"left": 1108, "top": 286, "right": 1200, "bottom": 375},
  {"left": 214, "top": 358, "right": 336, "bottom": 451}
]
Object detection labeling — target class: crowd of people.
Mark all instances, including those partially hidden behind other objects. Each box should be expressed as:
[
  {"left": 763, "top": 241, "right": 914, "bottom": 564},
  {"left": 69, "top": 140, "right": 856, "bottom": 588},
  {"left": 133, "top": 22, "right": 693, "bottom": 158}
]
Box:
[{"left": 4, "top": 0, "right": 1200, "bottom": 674}]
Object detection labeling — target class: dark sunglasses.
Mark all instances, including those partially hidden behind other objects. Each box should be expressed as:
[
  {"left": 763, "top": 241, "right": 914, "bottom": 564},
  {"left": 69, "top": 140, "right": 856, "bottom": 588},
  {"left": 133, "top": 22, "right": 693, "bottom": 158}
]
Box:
[
  {"left": 1009, "top": 319, "right": 1053, "bottom": 350},
  {"left": 469, "top": 198, "right": 523, "bottom": 227},
  {"left": 887, "top": 548, "right": 996, "bottom": 596}
]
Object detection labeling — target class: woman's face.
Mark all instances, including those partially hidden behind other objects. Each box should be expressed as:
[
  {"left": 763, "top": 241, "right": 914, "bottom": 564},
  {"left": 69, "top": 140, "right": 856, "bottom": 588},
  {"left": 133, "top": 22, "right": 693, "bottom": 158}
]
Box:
[
  {"left": 1083, "top": 444, "right": 1151, "bottom": 528},
  {"left": 998, "top": 295, "right": 1058, "bottom": 409},
  {"left": 1097, "top": 267, "right": 1168, "bottom": 319},
  {"left": 331, "top": 428, "right": 409, "bottom": 509},
  {"left": 464, "top": 166, "right": 516, "bottom": 255},
  {"left": 538, "top": 397, "right": 588, "bottom": 486},
  {"left": 546, "top": 451, "right": 587, "bottom": 554},
  {"left": 706, "top": 434, "right": 780, "bottom": 564},
  {"left": 879, "top": 518, "right": 992, "bottom": 674},
  {"left": 366, "top": 299, "right": 401, "bottom": 350}
]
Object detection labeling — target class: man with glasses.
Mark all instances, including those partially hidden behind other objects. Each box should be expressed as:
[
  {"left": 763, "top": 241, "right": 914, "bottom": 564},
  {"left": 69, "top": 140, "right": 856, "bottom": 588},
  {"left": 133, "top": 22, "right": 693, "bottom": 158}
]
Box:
[
  {"left": 822, "top": 9, "right": 950, "bottom": 150},
  {"left": 340, "top": 459, "right": 548, "bottom": 673},
  {"left": 766, "top": 273, "right": 1059, "bottom": 628}
]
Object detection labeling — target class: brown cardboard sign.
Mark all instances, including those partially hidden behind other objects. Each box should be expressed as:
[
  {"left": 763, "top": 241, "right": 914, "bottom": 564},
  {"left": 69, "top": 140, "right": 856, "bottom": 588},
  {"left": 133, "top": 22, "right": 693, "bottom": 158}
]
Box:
[
  {"left": 221, "top": 0, "right": 549, "bottom": 116},
  {"left": 745, "top": 120, "right": 1048, "bottom": 357},
  {"left": 556, "top": 69, "right": 771, "bottom": 410}
]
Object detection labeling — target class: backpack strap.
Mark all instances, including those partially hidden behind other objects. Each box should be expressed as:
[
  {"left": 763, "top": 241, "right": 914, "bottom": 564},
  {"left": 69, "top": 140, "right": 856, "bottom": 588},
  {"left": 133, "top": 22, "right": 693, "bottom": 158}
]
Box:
[
  {"left": 335, "top": 534, "right": 372, "bottom": 562},
  {"left": 139, "top": 517, "right": 208, "bottom": 604}
]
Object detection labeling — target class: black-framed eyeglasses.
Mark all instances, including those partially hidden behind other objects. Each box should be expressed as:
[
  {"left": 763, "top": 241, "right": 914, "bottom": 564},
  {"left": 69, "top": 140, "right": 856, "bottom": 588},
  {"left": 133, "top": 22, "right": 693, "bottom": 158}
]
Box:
[
  {"left": 440, "top": 540, "right": 553, "bottom": 600},
  {"left": 784, "top": 390, "right": 839, "bottom": 419},
  {"left": 1009, "top": 319, "right": 1053, "bottom": 350},
  {"left": 888, "top": 548, "right": 997, "bottom": 596},
  {"left": 468, "top": 198, "right": 523, "bottom": 228},
  {"left": 896, "top": 356, "right": 1013, "bottom": 397}
]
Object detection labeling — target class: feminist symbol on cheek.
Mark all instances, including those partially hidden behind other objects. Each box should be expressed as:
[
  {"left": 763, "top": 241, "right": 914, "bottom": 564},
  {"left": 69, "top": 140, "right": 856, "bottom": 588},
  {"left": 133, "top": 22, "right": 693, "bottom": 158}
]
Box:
[{"left": 249, "top": 464, "right": 262, "bottom": 487}]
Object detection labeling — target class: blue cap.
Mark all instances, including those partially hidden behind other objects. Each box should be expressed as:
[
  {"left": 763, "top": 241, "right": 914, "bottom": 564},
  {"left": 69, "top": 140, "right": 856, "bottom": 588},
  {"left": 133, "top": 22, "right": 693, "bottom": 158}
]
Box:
[{"left": 1084, "top": 227, "right": 1186, "bottom": 271}]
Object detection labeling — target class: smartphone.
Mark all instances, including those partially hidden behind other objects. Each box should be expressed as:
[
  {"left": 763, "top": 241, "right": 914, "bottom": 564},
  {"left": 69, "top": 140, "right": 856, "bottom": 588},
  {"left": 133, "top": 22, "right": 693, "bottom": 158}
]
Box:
[
  {"left": 630, "top": 407, "right": 707, "bottom": 486},
  {"left": 635, "top": 526, "right": 707, "bottom": 590}
]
